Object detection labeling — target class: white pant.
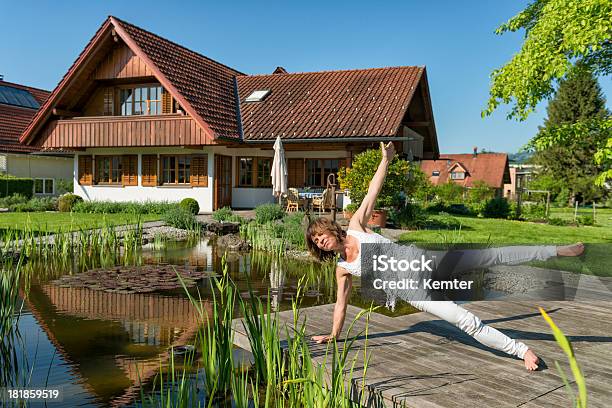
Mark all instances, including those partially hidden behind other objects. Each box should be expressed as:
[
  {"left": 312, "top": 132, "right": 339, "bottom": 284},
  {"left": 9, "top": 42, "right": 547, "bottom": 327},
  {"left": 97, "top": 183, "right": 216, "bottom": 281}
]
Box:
[
  {"left": 404, "top": 245, "right": 557, "bottom": 359},
  {"left": 408, "top": 300, "right": 528, "bottom": 359}
]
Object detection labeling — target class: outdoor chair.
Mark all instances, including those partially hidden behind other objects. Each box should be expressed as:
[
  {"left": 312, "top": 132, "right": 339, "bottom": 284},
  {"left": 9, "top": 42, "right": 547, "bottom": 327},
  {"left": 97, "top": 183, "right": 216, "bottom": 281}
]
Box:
[
  {"left": 285, "top": 188, "right": 306, "bottom": 212},
  {"left": 312, "top": 188, "right": 330, "bottom": 213}
]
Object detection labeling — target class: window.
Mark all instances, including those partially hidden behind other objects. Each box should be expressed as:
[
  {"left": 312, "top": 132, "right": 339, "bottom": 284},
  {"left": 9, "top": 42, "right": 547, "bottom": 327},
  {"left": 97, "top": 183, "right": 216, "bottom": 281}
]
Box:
[
  {"left": 34, "top": 178, "right": 54, "bottom": 195},
  {"left": 432, "top": 171, "right": 440, "bottom": 176},
  {"left": 245, "top": 90, "right": 271, "bottom": 102},
  {"left": 306, "top": 159, "right": 345, "bottom": 187},
  {"left": 96, "top": 156, "right": 122, "bottom": 184},
  {"left": 161, "top": 156, "right": 191, "bottom": 184},
  {"left": 451, "top": 171, "right": 465, "bottom": 180},
  {"left": 306, "top": 159, "right": 322, "bottom": 187},
  {"left": 119, "top": 85, "right": 163, "bottom": 116},
  {"left": 238, "top": 157, "right": 253, "bottom": 186},
  {"left": 78, "top": 156, "right": 93, "bottom": 185},
  {"left": 237, "top": 157, "right": 272, "bottom": 187},
  {"left": 257, "top": 158, "right": 272, "bottom": 187}
]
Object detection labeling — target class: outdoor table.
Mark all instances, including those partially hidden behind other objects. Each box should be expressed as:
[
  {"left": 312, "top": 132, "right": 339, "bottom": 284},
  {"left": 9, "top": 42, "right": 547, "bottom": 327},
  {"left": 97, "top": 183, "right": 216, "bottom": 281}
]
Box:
[{"left": 298, "top": 192, "right": 322, "bottom": 215}]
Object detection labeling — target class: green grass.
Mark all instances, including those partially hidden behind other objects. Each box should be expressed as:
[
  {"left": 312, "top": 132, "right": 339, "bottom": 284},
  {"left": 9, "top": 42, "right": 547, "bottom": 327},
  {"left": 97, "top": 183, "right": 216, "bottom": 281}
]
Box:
[
  {"left": 0, "top": 212, "right": 160, "bottom": 232},
  {"left": 397, "top": 210, "right": 612, "bottom": 276},
  {"left": 398, "top": 212, "right": 612, "bottom": 245}
]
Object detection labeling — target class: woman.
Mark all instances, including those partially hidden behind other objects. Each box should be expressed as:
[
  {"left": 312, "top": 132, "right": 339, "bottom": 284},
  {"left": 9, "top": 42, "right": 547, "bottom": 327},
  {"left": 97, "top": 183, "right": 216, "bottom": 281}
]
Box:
[{"left": 306, "top": 142, "right": 584, "bottom": 371}]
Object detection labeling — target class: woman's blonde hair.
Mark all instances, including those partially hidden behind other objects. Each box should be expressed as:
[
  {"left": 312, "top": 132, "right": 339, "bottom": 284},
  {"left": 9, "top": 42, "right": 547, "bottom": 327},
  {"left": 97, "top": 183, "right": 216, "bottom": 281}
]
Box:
[{"left": 305, "top": 217, "right": 346, "bottom": 261}]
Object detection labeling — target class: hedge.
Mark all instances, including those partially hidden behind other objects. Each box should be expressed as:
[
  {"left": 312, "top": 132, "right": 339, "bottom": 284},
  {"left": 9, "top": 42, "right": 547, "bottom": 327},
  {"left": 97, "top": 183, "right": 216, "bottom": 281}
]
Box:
[{"left": 0, "top": 176, "right": 34, "bottom": 199}]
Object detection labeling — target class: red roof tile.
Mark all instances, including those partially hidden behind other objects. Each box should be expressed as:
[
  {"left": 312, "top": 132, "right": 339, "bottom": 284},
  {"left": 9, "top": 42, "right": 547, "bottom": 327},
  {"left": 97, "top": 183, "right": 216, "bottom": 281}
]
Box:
[
  {"left": 420, "top": 153, "right": 510, "bottom": 188},
  {"left": 0, "top": 81, "right": 50, "bottom": 153},
  {"left": 236, "top": 66, "right": 423, "bottom": 140}
]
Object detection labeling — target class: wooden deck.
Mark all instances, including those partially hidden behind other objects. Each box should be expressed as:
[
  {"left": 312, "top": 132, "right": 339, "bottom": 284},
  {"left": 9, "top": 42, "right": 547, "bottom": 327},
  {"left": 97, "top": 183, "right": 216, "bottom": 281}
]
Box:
[{"left": 232, "top": 298, "right": 612, "bottom": 407}]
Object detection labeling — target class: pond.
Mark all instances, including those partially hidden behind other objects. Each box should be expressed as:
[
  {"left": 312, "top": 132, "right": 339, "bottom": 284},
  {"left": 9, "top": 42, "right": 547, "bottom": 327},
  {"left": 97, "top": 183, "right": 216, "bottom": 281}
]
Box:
[{"left": 6, "top": 236, "right": 496, "bottom": 407}]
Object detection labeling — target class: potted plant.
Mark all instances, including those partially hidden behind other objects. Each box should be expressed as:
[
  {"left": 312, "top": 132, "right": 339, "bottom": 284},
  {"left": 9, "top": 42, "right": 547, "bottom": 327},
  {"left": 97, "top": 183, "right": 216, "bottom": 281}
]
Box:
[
  {"left": 343, "top": 203, "right": 359, "bottom": 220},
  {"left": 338, "top": 148, "right": 416, "bottom": 228}
]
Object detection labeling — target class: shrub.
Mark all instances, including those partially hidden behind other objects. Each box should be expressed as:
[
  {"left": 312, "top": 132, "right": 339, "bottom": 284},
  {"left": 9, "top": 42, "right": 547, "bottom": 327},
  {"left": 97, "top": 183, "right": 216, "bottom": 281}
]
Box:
[
  {"left": 0, "top": 176, "right": 34, "bottom": 199},
  {"left": 162, "top": 207, "right": 197, "bottom": 230},
  {"left": 71, "top": 200, "right": 174, "bottom": 214},
  {"left": 424, "top": 213, "right": 462, "bottom": 230},
  {"left": 213, "top": 206, "right": 233, "bottom": 222},
  {"left": 480, "top": 197, "right": 510, "bottom": 218},
  {"left": 338, "top": 148, "right": 414, "bottom": 208},
  {"left": 0, "top": 194, "right": 29, "bottom": 209},
  {"left": 55, "top": 178, "right": 73, "bottom": 195},
  {"left": 10, "top": 197, "right": 57, "bottom": 212},
  {"left": 179, "top": 198, "right": 200, "bottom": 215},
  {"left": 522, "top": 203, "right": 547, "bottom": 220},
  {"left": 433, "top": 181, "right": 465, "bottom": 205},
  {"left": 344, "top": 203, "right": 359, "bottom": 213},
  {"left": 390, "top": 203, "right": 428, "bottom": 229},
  {"left": 255, "top": 203, "right": 284, "bottom": 224},
  {"left": 58, "top": 193, "right": 83, "bottom": 212},
  {"left": 547, "top": 217, "right": 570, "bottom": 226},
  {"left": 577, "top": 215, "right": 595, "bottom": 226}
]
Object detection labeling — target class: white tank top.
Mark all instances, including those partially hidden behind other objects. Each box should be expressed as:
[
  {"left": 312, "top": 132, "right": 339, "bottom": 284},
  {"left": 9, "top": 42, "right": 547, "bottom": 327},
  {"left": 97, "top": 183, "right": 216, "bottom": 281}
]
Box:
[{"left": 337, "top": 229, "right": 392, "bottom": 276}]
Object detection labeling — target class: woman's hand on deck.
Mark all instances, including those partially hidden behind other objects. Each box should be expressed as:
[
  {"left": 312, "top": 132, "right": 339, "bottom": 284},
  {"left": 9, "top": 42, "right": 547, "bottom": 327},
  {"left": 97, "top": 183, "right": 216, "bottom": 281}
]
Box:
[
  {"left": 381, "top": 141, "right": 396, "bottom": 162},
  {"left": 556, "top": 242, "right": 585, "bottom": 257},
  {"left": 312, "top": 334, "right": 335, "bottom": 344}
]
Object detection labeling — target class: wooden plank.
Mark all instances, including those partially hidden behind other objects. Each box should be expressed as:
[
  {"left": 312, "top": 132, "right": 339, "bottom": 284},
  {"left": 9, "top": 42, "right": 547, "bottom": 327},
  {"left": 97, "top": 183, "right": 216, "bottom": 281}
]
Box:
[{"left": 233, "top": 300, "right": 612, "bottom": 408}]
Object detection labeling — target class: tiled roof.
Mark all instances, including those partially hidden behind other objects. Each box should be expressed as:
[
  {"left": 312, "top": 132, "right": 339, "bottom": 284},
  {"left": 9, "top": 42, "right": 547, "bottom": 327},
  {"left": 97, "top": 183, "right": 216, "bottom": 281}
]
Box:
[
  {"left": 0, "top": 81, "right": 50, "bottom": 153},
  {"left": 112, "top": 17, "right": 244, "bottom": 139},
  {"left": 236, "top": 66, "right": 423, "bottom": 140},
  {"left": 420, "top": 153, "right": 510, "bottom": 188}
]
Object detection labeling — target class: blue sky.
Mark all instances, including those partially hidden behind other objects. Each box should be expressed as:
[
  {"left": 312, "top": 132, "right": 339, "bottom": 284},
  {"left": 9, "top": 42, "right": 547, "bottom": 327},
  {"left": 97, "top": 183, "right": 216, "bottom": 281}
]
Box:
[{"left": 2, "top": 0, "right": 610, "bottom": 153}]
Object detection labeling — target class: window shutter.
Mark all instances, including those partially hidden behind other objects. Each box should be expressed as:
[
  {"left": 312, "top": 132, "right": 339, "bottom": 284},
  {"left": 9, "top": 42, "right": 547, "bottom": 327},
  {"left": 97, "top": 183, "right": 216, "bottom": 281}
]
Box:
[
  {"left": 122, "top": 155, "right": 138, "bottom": 186},
  {"left": 141, "top": 155, "right": 158, "bottom": 186},
  {"left": 190, "top": 155, "right": 208, "bottom": 186},
  {"left": 162, "top": 89, "right": 173, "bottom": 114},
  {"left": 103, "top": 88, "right": 114, "bottom": 116},
  {"left": 288, "top": 158, "right": 304, "bottom": 188},
  {"left": 78, "top": 156, "right": 93, "bottom": 185}
]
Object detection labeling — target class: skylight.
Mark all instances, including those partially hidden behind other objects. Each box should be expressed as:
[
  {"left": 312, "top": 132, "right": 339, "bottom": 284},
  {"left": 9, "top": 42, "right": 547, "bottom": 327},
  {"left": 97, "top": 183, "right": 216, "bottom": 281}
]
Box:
[
  {"left": 0, "top": 85, "right": 40, "bottom": 109},
  {"left": 245, "top": 90, "right": 270, "bottom": 102}
]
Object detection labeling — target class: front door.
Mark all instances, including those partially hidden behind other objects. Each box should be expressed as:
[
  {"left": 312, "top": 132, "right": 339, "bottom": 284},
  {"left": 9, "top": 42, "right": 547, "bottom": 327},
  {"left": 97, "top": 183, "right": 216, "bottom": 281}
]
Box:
[{"left": 214, "top": 154, "right": 232, "bottom": 209}]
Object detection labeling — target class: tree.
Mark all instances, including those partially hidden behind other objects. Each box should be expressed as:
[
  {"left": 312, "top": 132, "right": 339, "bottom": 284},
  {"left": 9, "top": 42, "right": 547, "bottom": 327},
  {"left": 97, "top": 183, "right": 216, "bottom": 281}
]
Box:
[
  {"left": 484, "top": 0, "right": 612, "bottom": 186},
  {"left": 530, "top": 63, "right": 610, "bottom": 202},
  {"left": 483, "top": 0, "right": 611, "bottom": 120}
]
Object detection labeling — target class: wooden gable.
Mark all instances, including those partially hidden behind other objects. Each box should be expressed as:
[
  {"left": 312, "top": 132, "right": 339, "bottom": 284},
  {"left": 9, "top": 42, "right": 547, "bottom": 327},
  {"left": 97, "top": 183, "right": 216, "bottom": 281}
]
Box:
[{"left": 92, "top": 43, "right": 154, "bottom": 80}]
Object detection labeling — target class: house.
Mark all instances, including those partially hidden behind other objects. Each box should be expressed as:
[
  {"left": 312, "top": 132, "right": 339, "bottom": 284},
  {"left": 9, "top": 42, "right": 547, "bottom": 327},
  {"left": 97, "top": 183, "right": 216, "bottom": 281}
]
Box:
[
  {"left": 420, "top": 149, "right": 511, "bottom": 197},
  {"left": 503, "top": 163, "right": 540, "bottom": 200},
  {"left": 0, "top": 79, "right": 73, "bottom": 195},
  {"left": 21, "top": 16, "right": 440, "bottom": 211}
]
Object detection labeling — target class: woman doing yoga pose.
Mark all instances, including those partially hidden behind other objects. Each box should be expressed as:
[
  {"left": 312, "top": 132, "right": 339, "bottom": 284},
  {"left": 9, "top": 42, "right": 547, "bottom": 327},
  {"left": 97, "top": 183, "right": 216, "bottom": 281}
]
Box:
[{"left": 305, "top": 142, "right": 584, "bottom": 371}]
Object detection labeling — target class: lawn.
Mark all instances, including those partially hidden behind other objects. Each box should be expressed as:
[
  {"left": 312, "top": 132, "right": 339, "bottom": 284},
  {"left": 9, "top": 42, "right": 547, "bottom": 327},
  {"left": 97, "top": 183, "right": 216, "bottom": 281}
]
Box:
[
  {"left": 397, "top": 210, "right": 612, "bottom": 276},
  {"left": 0, "top": 212, "right": 161, "bottom": 233}
]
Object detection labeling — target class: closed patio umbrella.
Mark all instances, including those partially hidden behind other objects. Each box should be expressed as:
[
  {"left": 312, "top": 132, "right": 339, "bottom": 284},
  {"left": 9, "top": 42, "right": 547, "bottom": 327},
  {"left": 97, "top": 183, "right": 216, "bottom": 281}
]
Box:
[{"left": 271, "top": 136, "right": 288, "bottom": 204}]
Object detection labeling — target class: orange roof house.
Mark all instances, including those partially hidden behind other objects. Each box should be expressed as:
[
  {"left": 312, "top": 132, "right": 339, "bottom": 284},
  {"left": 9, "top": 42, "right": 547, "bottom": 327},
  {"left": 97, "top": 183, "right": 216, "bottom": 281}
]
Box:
[
  {"left": 420, "top": 149, "right": 511, "bottom": 195},
  {"left": 0, "top": 80, "right": 72, "bottom": 195},
  {"left": 21, "top": 16, "right": 440, "bottom": 210}
]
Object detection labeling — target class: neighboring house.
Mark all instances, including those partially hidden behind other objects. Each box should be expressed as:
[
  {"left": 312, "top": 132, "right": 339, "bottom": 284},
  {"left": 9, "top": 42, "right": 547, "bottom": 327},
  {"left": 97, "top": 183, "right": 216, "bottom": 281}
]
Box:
[
  {"left": 21, "top": 16, "right": 440, "bottom": 211},
  {"left": 0, "top": 80, "right": 73, "bottom": 196},
  {"left": 420, "top": 149, "right": 511, "bottom": 197},
  {"left": 504, "top": 163, "right": 541, "bottom": 200}
]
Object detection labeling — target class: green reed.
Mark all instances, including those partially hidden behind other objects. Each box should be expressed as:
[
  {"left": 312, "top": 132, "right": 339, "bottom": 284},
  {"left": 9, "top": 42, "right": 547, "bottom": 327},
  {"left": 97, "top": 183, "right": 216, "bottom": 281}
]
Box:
[{"left": 137, "top": 249, "right": 374, "bottom": 407}]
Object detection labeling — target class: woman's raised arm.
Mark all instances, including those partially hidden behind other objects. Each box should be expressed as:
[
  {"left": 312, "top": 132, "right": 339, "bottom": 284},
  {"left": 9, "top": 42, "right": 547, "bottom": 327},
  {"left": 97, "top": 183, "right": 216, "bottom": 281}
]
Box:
[{"left": 349, "top": 142, "right": 396, "bottom": 232}]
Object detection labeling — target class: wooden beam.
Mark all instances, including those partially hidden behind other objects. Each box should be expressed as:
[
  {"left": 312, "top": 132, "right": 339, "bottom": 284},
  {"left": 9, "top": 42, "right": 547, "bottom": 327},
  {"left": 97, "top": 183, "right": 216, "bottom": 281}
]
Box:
[
  {"left": 404, "top": 121, "right": 431, "bottom": 127},
  {"left": 52, "top": 108, "right": 80, "bottom": 117}
]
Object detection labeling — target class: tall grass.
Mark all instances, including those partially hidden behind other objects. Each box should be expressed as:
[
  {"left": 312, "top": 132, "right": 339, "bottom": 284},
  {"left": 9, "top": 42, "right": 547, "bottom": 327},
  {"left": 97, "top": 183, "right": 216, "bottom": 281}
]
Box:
[
  {"left": 138, "top": 253, "right": 373, "bottom": 407},
  {"left": 540, "top": 308, "right": 587, "bottom": 408}
]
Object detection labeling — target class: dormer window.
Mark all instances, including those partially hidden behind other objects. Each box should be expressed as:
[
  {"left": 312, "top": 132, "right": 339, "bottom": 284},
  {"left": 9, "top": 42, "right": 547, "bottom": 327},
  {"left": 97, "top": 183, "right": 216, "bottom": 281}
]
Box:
[
  {"left": 451, "top": 171, "right": 465, "bottom": 180},
  {"left": 245, "top": 90, "right": 270, "bottom": 102}
]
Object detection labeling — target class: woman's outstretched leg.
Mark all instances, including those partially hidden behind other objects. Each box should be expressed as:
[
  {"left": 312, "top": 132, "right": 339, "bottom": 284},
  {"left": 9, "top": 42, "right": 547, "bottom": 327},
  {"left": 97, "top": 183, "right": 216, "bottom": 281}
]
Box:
[{"left": 409, "top": 300, "right": 539, "bottom": 370}]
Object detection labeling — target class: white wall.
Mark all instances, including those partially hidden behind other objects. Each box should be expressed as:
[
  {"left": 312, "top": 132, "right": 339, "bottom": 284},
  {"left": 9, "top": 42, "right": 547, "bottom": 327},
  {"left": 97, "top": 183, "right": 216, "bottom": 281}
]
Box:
[{"left": 74, "top": 147, "right": 214, "bottom": 212}]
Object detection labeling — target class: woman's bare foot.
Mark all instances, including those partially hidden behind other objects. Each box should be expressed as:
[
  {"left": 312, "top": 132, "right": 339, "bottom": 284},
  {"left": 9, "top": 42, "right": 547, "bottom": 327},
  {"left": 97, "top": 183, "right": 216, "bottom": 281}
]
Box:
[
  {"left": 523, "top": 349, "right": 539, "bottom": 371},
  {"left": 556, "top": 242, "right": 584, "bottom": 257}
]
